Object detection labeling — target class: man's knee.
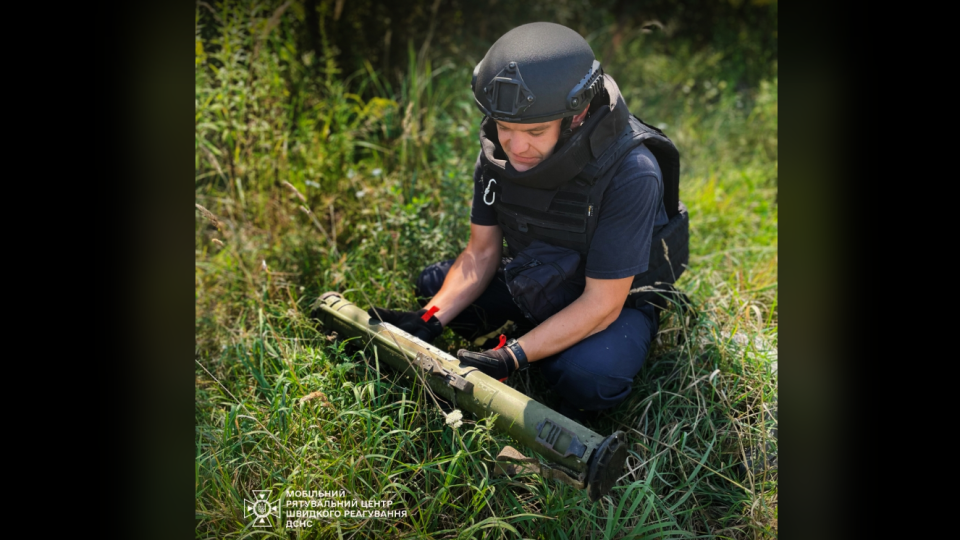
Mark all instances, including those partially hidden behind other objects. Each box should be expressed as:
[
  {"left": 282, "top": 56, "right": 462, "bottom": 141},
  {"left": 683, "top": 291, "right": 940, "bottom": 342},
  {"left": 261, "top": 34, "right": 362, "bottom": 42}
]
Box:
[
  {"left": 415, "top": 259, "right": 455, "bottom": 301},
  {"left": 539, "top": 307, "right": 657, "bottom": 411},
  {"left": 545, "top": 361, "right": 635, "bottom": 411}
]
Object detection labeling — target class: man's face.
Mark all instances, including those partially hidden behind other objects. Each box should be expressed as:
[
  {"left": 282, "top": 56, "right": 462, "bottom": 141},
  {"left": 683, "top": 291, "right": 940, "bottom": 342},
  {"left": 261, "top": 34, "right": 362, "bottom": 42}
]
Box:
[{"left": 495, "top": 119, "right": 562, "bottom": 172}]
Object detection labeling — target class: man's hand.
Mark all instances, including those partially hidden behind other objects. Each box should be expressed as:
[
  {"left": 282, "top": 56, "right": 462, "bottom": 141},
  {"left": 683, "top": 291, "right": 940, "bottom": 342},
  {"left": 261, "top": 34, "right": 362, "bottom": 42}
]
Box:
[
  {"left": 456, "top": 347, "right": 517, "bottom": 381},
  {"left": 367, "top": 307, "right": 443, "bottom": 343}
]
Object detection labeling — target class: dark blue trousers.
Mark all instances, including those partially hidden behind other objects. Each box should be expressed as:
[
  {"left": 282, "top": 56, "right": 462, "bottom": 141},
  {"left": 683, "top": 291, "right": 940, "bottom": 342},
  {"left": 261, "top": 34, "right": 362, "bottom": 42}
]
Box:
[{"left": 416, "top": 259, "right": 658, "bottom": 413}]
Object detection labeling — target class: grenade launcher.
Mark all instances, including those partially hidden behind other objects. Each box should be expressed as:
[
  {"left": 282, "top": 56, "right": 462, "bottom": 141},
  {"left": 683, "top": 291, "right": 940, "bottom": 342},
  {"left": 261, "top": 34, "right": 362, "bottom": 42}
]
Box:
[{"left": 311, "top": 291, "right": 627, "bottom": 501}]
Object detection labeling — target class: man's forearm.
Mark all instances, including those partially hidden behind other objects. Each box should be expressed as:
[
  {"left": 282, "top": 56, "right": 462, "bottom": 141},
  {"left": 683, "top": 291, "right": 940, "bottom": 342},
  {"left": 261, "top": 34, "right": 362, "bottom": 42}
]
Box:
[
  {"left": 427, "top": 246, "right": 501, "bottom": 326},
  {"left": 514, "top": 276, "right": 633, "bottom": 362},
  {"left": 515, "top": 297, "right": 616, "bottom": 361}
]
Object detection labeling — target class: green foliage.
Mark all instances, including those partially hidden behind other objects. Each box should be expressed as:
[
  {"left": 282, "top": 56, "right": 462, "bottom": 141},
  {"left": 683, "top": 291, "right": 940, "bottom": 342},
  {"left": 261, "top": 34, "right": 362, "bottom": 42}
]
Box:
[
  {"left": 196, "top": 2, "right": 777, "bottom": 538},
  {"left": 236, "top": 0, "right": 777, "bottom": 92}
]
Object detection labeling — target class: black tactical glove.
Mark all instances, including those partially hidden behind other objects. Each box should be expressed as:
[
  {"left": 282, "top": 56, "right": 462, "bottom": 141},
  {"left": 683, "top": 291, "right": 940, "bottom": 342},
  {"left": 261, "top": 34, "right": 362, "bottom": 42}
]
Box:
[
  {"left": 457, "top": 338, "right": 529, "bottom": 382},
  {"left": 366, "top": 306, "right": 444, "bottom": 343}
]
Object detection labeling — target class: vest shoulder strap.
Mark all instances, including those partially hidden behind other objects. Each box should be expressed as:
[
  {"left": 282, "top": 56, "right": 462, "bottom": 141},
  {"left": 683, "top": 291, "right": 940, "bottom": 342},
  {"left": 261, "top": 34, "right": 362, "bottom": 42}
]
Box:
[{"left": 577, "top": 115, "right": 681, "bottom": 219}]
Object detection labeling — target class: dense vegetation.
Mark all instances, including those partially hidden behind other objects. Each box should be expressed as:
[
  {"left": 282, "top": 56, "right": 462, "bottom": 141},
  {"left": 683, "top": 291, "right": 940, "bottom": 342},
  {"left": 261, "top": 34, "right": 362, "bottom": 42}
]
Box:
[{"left": 195, "top": 1, "right": 777, "bottom": 538}]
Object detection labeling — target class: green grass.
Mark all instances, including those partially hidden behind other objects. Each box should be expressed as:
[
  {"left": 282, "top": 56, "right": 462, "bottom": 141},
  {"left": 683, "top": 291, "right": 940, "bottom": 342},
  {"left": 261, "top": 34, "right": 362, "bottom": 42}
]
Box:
[{"left": 195, "top": 3, "right": 777, "bottom": 538}]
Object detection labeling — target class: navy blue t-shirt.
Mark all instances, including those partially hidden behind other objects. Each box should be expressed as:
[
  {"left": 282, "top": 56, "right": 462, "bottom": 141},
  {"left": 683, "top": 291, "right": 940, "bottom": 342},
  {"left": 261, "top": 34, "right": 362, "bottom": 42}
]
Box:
[{"left": 470, "top": 144, "right": 668, "bottom": 279}]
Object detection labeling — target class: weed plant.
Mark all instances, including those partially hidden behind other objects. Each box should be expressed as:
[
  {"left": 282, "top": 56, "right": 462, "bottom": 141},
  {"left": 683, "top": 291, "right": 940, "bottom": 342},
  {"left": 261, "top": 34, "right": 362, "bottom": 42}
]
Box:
[{"left": 195, "top": 3, "right": 777, "bottom": 539}]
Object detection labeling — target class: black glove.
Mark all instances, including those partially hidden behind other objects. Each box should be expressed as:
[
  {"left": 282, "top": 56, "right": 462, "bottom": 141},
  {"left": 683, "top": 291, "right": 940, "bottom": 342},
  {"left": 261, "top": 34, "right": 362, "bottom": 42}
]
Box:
[
  {"left": 457, "top": 338, "right": 527, "bottom": 382},
  {"left": 367, "top": 306, "right": 444, "bottom": 343}
]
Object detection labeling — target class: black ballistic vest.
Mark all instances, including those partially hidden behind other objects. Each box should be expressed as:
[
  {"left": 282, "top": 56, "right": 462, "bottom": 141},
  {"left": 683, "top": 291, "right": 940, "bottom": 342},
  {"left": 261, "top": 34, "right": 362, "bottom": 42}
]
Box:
[{"left": 477, "top": 76, "right": 689, "bottom": 310}]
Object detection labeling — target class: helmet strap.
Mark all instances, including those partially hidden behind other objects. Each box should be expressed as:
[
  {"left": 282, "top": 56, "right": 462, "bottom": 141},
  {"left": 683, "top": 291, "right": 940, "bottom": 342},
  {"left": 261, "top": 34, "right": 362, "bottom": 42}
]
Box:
[{"left": 555, "top": 116, "right": 575, "bottom": 150}]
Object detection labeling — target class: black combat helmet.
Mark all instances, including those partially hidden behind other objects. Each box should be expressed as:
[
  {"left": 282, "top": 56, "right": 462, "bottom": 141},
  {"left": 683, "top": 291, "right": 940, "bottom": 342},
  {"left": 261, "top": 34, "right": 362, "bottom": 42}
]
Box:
[{"left": 472, "top": 22, "right": 605, "bottom": 124}]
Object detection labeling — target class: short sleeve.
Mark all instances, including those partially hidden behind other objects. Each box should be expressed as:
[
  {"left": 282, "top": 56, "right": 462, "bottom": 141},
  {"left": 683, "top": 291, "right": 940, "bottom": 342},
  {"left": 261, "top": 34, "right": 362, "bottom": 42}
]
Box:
[
  {"left": 584, "top": 144, "right": 669, "bottom": 279},
  {"left": 470, "top": 151, "right": 499, "bottom": 226}
]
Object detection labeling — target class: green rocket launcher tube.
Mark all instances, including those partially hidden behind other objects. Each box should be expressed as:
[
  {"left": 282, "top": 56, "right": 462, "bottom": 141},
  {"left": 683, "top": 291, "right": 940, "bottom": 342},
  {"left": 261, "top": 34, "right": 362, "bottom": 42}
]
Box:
[{"left": 312, "top": 292, "right": 627, "bottom": 501}]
